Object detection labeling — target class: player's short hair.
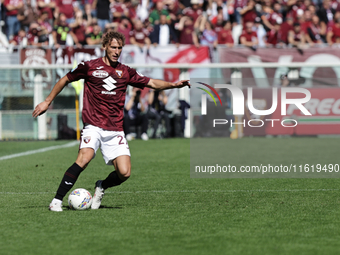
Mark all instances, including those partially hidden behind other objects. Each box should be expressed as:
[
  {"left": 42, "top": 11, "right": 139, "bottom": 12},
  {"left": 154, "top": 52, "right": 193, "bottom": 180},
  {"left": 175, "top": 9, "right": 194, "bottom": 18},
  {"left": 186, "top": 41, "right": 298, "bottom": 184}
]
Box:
[{"left": 102, "top": 31, "right": 126, "bottom": 47}]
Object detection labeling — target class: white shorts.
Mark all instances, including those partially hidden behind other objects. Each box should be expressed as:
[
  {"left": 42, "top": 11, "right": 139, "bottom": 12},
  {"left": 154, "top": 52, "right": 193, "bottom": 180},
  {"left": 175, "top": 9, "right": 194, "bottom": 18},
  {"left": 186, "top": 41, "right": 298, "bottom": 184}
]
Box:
[{"left": 80, "top": 124, "right": 130, "bottom": 165}]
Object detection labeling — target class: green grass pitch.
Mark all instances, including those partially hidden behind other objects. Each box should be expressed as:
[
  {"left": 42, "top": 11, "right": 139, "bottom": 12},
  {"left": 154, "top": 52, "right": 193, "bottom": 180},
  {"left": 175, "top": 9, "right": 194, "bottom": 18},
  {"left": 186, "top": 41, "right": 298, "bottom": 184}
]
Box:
[{"left": 1, "top": 138, "right": 340, "bottom": 255}]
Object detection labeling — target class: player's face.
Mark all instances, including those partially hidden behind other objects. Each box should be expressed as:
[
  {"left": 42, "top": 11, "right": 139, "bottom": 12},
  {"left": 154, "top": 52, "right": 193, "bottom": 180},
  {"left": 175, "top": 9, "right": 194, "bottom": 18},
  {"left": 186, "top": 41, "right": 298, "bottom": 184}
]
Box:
[{"left": 105, "top": 39, "right": 123, "bottom": 63}]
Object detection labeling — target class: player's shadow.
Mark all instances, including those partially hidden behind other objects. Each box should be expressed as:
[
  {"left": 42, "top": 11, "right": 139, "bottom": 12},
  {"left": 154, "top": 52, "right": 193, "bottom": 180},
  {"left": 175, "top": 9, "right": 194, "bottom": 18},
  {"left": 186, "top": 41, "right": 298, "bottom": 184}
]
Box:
[{"left": 99, "top": 205, "right": 123, "bottom": 209}]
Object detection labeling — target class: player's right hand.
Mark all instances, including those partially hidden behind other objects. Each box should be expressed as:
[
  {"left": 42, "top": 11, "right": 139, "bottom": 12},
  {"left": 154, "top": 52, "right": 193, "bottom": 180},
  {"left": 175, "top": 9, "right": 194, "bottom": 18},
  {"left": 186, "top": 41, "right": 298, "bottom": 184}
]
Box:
[{"left": 32, "top": 101, "right": 49, "bottom": 118}]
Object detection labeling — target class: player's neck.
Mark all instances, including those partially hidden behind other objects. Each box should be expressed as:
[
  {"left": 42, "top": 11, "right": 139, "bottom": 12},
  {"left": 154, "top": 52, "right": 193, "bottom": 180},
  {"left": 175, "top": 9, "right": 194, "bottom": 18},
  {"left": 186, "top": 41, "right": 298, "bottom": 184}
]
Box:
[{"left": 102, "top": 57, "right": 119, "bottom": 68}]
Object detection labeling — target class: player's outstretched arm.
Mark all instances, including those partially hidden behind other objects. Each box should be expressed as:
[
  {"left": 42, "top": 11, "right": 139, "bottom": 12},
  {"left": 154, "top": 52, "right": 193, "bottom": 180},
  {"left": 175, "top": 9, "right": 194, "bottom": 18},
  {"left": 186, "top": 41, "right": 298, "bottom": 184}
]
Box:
[
  {"left": 147, "top": 79, "right": 190, "bottom": 91},
  {"left": 32, "top": 75, "right": 70, "bottom": 118}
]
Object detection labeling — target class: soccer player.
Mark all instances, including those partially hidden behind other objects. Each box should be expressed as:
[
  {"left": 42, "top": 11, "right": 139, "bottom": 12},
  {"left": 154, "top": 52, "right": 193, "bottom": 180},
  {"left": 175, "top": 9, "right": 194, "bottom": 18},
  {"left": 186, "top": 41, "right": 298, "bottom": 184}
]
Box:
[{"left": 32, "top": 31, "right": 190, "bottom": 212}]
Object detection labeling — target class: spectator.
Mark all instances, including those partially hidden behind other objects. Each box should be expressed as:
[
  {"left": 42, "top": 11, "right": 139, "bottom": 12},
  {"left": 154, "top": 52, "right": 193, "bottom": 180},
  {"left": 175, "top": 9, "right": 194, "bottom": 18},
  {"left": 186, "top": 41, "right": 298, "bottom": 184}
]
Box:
[
  {"left": 301, "top": 0, "right": 313, "bottom": 11},
  {"left": 147, "top": 89, "right": 170, "bottom": 138},
  {"left": 129, "top": 19, "right": 151, "bottom": 49},
  {"left": 164, "top": 0, "right": 180, "bottom": 21},
  {"left": 116, "top": 17, "right": 132, "bottom": 44},
  {"left": 175, "top": 15, "right": 195, "bottom": 44},
  {"left": 208, "top": 0, "right": 229, "bottom": 22},
  {"left": 93, "top": 0, "right": 110, "bottom": 32},
  {"left": 217, "top": 20, "right": 234, "bottom": 47},
  {"left": 260, "top": 0, "right": 283, "bottom": 31},
  {"left": 85, "top": 23, "right": 102, "bottom": 45},
  {"left": 305, "top": 14, "right": 326, "bottom": 44},
  {"left": 288, "top": 22, "right": 306, "bottom": 47},
  {"left": 280, "top": 15, "right": 294, "bottom": 44},
  {"left": 211, "top": 12, "right": 224, "bottom": 33},
  {"left": 136, "top": 0, "right": 149, "bottom": 22},
  {"left": 4, "top": 0, "right": 23, "bottom": 39},
  {"left": 17, "top": 0, "right": 39, "bottom": 32},
  {"left": 271, "top": 2, "right": 283, "bottom": 24},
  {"left": 233, "top": 0, "right": 248, "bottom": 24},
  {"left": 327, "top": 14, "right": 340, "bottom": 45},
  {"left": 150, "top": 14, "right": 178, "bottom": 46},
  {"left": 27, "top": 22, "right": 48, "bottom": 46},
  {"left": 110, "top": 0, "right": 128, "bottom": 23},
  {"left": 9, "top": 28, "right": 27, "bottom": 46},
  {"left": 317, "top": 0, "right": 333, "bottom": 25},
  {"left": 307, "top": 3, "right": 316, "bottom": 16},
  {"left": 71, "top": 11, "right": 86, "bottom": 46},
  {"left": 37, "top": 11, "right": 53, "bottom": 35},
  {"left": 126, "top": 0, "right": 141, "bottom": 22},
  {"left": 52, "top": 13, "right": 79, "bottom": 48},
  {"left": 55, "top": 0, "right": 77, "bottom": 24},
  {"left": 37, "top": 0, "right": 55, "bottom": 25},
  {"left": 239, "top": 0, "right": 257, "bottom": 26},
  {"left": 199, "top": 17, "right": 218, "bottom": 48},
  {"left": 287, "top": 0, "right": 305, "bottom": 22},
  {"left": 83, "top": 3, "right": 95, "bottom": 25},
  {"left": 179, "top": 0, "right": 191, "bottom": 9},
  {"left": 149, "top": 0, "right": 169, "bottom": 25},
  {"left": 254, "top": 17, "right": 267, "bottom": 47},
  {"left": 264, "top": 21, "right": 282, "bottom": 46},
  {"left": 300, "top": 9, "right": 312, "bottom": 33},
  {"left": 239, "top": 21, "right": 258, "bottom": 48},
  {"left": 124, "top": 88, "right": 149, "bottom": 141},
  {"left": 182, "top": 0, "right": 202, "bottom": 22}
]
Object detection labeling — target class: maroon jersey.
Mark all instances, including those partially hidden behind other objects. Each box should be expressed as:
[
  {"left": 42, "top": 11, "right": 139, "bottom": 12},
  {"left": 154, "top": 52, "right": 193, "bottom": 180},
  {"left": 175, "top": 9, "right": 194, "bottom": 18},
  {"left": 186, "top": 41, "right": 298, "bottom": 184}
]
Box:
[
  {"left": 328, "top": 23, "right": 340, "bottom": 43},
  {"left": 179, "top": 24, "right": 194, "bottom": 44},
  {"left": 240, "top": 30, "right": 257, "bottom": 42},
  {"left": 217, "top": 29, "right": 234, "bottom": 45},
  {"left": 266, "top": 29, "right": 278, "bottom": 45},
  {"left": 129, "top": 28, "right": 149, "bottom": 44},
  {"left": 37, "top": 0, "right": 55, "bottom": 19},
  {"left": 242, "top": 9, "right": 257, "bottom": 26},
  {"left": 66, "top": 58, "right": 150, "bottom": 131},
  {"left": 182, "top": 7, "right": 202, "bottom": 22},
  {"left": 56, "top": 0, "right": 75, "bottom": 19},
  {"left": 4, "top": 0, "right": 23, "bottom": 16},
  {"left": 280, "top": 22, "right": 293, "bottom": 44}
]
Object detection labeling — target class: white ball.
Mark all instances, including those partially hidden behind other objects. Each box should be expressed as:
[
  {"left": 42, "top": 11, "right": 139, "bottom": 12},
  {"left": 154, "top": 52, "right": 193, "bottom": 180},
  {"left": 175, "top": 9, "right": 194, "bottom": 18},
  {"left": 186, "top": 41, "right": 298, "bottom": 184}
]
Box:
[{"left": 68, "top": 188, "right": 93, "bottom": 210}]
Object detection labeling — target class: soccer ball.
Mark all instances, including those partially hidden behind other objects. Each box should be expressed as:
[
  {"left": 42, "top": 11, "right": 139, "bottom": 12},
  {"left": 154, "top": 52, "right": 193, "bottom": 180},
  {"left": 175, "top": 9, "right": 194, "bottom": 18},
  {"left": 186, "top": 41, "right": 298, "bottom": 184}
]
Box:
[{"left": 68, "top": 188, "right": 92, "bottom": 210}]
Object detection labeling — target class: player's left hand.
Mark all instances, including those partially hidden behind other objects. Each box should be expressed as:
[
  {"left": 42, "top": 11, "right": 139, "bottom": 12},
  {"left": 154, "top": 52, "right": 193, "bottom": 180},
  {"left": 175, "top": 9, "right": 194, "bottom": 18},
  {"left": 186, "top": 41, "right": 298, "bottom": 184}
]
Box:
[{"left": 175, "top": 80, "right": 190, "bottom": 88}]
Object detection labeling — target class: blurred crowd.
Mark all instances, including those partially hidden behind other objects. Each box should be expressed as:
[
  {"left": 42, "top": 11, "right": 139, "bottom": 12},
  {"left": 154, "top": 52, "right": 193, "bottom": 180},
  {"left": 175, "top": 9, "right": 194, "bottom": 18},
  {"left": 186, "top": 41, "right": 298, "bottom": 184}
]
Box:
[{"left": 1, "top": 0, "right": 340, "bottom": 48}]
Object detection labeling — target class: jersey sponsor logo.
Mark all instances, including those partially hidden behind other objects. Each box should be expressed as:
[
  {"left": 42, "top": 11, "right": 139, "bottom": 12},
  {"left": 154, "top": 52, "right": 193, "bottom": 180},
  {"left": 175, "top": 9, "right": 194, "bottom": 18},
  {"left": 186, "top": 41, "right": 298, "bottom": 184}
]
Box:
[
  {"left": 101, "top": 91, "right": 116, "bottom": 95},
  {"left": 93, "top": 70, "right": 109, "bottom": 78},
  {"left": 84, "top": 136, "right": 91, "bottom": 143},
  {"left": 102, "top": 76, "right": 117, "bottom": 91},
  {"left": 116, "top": 70, "right": 123, "bottom": 78}
]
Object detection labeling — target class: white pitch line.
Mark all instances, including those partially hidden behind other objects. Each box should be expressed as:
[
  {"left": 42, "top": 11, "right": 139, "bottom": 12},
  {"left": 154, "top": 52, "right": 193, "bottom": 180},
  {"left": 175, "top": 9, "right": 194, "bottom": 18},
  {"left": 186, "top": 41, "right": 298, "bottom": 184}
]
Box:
[
  {"left": 0, "top": 188, "right": 338, "bottom": 195},
  {"left": 0, "top": 141, "right": 79, "bottom": 161}
]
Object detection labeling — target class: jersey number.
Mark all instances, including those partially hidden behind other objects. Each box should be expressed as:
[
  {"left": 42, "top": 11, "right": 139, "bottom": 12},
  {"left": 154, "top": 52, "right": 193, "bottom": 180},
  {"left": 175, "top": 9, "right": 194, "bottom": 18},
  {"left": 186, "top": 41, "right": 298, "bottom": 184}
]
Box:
[{"left": 102, "top": 77, "right": 117, "bottom": 91}]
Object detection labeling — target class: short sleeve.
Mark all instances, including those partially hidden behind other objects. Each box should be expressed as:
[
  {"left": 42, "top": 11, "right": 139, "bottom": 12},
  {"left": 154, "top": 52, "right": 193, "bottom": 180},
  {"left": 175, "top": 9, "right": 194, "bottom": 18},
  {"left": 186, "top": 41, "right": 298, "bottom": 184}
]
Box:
[
  {"left": 127, "top": 67, "right": 150, "bottom": 89},
  {"left": 66, "top": 61, "right": 88, "bottom": 82}
]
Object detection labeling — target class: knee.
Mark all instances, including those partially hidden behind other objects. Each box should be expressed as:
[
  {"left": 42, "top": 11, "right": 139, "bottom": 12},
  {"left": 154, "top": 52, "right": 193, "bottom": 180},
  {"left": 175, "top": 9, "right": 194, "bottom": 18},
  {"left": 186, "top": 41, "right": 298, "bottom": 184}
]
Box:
[
  {"left": 75, "top": 149, "right": 94, "bottom": 169},
  {"left": 118, "top": 165, "right": 131, "bottom": 180}
]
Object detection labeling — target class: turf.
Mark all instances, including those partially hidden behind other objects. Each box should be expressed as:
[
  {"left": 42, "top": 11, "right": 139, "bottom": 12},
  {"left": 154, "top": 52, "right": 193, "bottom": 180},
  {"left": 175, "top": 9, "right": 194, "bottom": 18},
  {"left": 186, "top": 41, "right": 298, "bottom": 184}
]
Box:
[{"left": 1, "top": 138, "right": 340, "bottom": 255}]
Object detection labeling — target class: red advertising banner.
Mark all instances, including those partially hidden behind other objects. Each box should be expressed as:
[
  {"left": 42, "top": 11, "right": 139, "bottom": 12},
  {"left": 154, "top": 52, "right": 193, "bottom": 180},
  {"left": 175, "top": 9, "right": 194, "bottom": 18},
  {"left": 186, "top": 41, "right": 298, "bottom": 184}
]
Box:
[
  {"left": 218, "top": 47, "right": 340, "bottom": 86},
  {"left": 243, "top": 88, "right": 340, "bottom": 136}
]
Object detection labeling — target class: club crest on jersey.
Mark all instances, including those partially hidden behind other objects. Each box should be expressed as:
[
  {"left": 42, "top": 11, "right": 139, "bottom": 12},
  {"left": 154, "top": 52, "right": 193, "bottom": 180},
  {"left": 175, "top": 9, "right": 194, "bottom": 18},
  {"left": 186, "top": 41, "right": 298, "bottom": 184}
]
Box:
[
  {"left": 93, "top": 70, "right": 109, "bottom": 78},
  {"left": 84, "top": 136, "right": 91, "bottom": 144},
  {"left": 116, "top": 70, "right": 123, "bottom": 78}
]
